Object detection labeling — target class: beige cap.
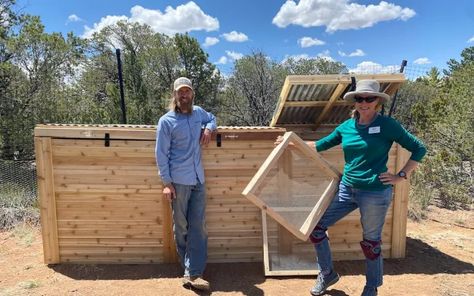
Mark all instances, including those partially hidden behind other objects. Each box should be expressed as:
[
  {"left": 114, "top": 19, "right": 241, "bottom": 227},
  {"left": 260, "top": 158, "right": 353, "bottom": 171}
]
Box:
[{"left": 173, "top": 77, "right": 193, "bottom": 91}]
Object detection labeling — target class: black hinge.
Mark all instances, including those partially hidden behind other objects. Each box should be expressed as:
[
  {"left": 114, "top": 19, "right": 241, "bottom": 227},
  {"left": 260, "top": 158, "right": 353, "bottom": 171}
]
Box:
[
  {"left": 104, "top": 133, "right": 110, "bottom": 147},
  {"left": 216, "top": 133, "right": 221, "bottom": 147},
  {"left": 350, "top": 76, "right": 357, "bottom": 91}
]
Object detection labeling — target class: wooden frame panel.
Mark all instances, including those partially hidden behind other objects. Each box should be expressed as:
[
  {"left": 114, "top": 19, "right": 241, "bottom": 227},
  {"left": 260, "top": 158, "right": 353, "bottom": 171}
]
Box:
[
  {"left": 391, "top": 144, "right": 411, "bottom": 257},
  {"left": 35, "top": 137, "right": 60, "bottom": 264},
  {"left": 262, "top": 211, "right": 317, "bottom": 276},
  {"left": 242, "top": 132, "right": 341, "bottom": 241}
]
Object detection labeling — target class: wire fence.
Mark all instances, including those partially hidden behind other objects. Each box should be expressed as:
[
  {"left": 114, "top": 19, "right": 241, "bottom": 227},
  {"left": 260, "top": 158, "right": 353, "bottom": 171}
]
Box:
[
  {"left": 403, "top": 65, "right": 434, "bottom": 81},
  {"left": 0, "top": 160, "right": 39, "bottom": 229},
  {"left": 347, "top": 63, "right": 433, "bottom": 81}
]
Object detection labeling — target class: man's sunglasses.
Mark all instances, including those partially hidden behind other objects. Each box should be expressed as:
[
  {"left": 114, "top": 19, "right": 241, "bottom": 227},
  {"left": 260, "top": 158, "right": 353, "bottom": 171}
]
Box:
[{"left": 354, "top": 96, "right": 378, "bottom": 103}]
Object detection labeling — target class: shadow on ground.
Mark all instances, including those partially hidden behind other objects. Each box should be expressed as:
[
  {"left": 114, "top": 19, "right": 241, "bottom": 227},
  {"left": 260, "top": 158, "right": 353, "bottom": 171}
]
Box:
[
  {"left": 335, "top": 237, "right": 474, "bottom": 276},
  {"left": 51, "top": 262, "right": 266, "bottom": 296},
  {"left": 50, "top": 237, "right": 473, "bottom": 295}
]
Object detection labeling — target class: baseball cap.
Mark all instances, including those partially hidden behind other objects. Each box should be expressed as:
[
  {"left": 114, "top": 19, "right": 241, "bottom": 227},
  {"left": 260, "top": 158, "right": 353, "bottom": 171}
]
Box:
[{"left": 173, "top": 77, "right": 193, "bottom": 91}]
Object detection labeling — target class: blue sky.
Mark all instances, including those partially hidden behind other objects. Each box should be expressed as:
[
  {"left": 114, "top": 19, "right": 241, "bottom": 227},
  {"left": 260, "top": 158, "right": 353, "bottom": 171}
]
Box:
[{"left": 16, "top": 0, "right": 474, "bottom": 75}]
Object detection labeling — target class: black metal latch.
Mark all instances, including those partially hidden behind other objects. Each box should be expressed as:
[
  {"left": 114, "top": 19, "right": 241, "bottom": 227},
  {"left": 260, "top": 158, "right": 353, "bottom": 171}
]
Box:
[{"left": 104, "top": 133, "right": 110, "bottom": 147}]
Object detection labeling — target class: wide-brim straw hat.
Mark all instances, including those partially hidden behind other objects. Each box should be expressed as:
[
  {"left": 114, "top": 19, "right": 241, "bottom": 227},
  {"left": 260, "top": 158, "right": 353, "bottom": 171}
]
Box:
[{"left": 343, "top": 79, "right": 390, "bottom": 103}]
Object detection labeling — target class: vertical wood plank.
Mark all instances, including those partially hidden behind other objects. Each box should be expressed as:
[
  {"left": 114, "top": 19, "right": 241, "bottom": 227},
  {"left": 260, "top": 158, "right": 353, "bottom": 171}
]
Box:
[
  {"left": 391, "top": 144, "right": 411, "bottom": 258},
  {"left": 162, "top": 199, "right": 178, "bottom": 263},
  {"left": 261, "top": 211, "right": 271, "bottom": 275},
  {"left": 34, "top": 137, "right": 60, "bottom": 264},
  {"left": 270, "top": 77, "right": 292, "bottom": 127}
]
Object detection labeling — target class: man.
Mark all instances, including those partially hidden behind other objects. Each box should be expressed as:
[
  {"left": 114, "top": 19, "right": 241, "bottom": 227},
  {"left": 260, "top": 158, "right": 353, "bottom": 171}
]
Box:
[{"left": 155, "top": 77, "right": 216, "bottom": 291}]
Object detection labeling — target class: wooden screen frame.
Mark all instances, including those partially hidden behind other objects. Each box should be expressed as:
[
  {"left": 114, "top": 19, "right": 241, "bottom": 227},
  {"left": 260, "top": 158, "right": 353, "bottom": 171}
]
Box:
[
  {"left": 262, "top": 210, "right": 321, "bottom": 276},
  {"left": 242, "top": 131, "right": 341, "bottom": 241}
]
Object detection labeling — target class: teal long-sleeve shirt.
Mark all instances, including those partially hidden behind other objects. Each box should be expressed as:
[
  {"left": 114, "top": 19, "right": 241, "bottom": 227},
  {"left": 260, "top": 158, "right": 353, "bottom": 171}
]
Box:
[{"left": 316, "top": 115, "right": 426, "bottom": 190}]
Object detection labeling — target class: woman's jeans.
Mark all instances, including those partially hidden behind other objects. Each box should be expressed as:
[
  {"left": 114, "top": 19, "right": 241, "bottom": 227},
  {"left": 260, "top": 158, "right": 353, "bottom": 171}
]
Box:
[
  {"left": 171, "top": 182, "right": 208, "bottom": 277},
  {"left": 311, "top": 183, "right": 393, "bottom": 288}
]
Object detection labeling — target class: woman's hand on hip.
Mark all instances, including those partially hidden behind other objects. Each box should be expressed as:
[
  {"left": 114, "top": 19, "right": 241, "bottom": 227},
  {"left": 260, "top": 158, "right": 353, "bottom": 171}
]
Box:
[{"left": 379, "top": 172, "right": 404, "bottom": 185}]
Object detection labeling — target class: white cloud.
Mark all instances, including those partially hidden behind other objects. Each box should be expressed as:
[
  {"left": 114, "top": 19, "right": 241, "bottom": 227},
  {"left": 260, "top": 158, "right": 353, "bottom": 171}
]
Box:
[
  {"left": 349, "top": 61, "right": 398, "bottom": 74},
  {"left": 298, "top": 37, "right": 325, "bottom": 48},
  {"left": 82, "top": 2, "right": 219, "bottom": 38},
  {"left": 282, "top": 54, "right": 311, "bottom": 63},
  {"left": 67, "top": 14, "right": 83, "bottom": 23},
  {"left": 221, "top": 31, "right": 248, "bottom": 42},
  {"left": 468, "top": 36, "right": 474, "bottom": 43},
  {"left": 83, "top": 15, "right": 128, "bottom": 39},
  {"left": 216, "top": 56, "right": 228, "bottom": 65},
  {"left": 413, "top": 57, "right": 431, "bottom": 65},
  {"left": 281, "top": 50, "right": 334, "bottom": 63},
  {"left": 225, "top": 50, "right": 244, "bottom": 60},
  {"left": 64, "top": 62, "right": 86, "bottom": 85},
  {"left": 203, "top": 37, "right": 219, "bottom": 47},
  {"left": 317, "top": 50, "right": 334, "bottom": 61},
  {"left": 273, "top": 0, "right": 415, "bottom": 32},
  {"left": 215, "top": 50, "right": 244, "bottom": 65},
  {"left": 338, "top": 49, "right": 365, "bottom": 57},
  {"left": 1, "top": 8, "right": 10, "bottom": 27}
]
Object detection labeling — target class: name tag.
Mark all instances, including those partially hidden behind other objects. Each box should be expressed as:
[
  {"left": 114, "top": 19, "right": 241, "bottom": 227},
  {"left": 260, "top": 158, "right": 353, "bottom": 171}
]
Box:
[{"left": 368, "top": 126, "right": 380, "bottom": 134}]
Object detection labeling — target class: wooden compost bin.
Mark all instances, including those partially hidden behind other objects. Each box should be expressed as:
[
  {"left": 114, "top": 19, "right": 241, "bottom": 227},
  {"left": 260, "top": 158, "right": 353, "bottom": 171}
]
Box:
[
  {"left": 34, "top": 124, "right": 285, "bottom": 264},
  {"left": 34, "top": 74, "right": 411, "bottom": 268}
]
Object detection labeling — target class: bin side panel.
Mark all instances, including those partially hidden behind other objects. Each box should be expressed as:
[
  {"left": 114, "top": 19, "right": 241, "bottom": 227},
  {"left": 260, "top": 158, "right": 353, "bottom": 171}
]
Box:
[
  {"left": 391, "top": 144, "right": 411, "bottom": 258},
  {"left": 52, "top": 139, "right": 165, "bottom": 264},
  {"left": 35, "top": 137, "right": 60, "bottom": 264},
  {"left": 205, "top": 139, "right": 277, "bottom": 263}
]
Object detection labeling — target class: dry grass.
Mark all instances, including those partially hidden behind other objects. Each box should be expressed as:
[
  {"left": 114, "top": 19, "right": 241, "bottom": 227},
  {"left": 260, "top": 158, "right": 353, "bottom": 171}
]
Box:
[{"left": 0, "top": 182, "right": 39, "bottom": 230}]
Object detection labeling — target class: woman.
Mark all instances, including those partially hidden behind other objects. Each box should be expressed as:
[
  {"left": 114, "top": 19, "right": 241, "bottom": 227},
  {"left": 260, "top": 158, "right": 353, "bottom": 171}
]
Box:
[{"left": 277, "top": 80, "right": 426, "bottom": 296}]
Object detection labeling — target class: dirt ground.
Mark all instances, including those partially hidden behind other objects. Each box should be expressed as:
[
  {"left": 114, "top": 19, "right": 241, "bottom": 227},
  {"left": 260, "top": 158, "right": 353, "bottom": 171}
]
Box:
[{"left": 1, "top": 206, "right": 473, "bottom": 296}]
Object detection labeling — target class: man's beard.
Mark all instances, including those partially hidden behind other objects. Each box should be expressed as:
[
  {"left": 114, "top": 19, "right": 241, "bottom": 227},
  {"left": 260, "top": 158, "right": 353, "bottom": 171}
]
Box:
[{"left": 177, "top": 99, "right": 193, "bottom": 113}]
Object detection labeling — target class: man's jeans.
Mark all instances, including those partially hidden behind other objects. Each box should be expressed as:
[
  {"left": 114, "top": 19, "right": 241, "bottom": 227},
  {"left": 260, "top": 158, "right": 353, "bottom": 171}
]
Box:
[
  {"left": 312, "top": 183, "right": 393, "bottom": 288},
  {"left": 171, "top": 182, "right": 208, "bottom": 277}
]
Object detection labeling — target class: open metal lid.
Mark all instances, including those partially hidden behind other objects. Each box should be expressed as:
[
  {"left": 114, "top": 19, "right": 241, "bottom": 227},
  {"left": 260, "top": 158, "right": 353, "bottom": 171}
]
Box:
[{"left": 270, "top": 73, "right": 406, "bottom": 130}]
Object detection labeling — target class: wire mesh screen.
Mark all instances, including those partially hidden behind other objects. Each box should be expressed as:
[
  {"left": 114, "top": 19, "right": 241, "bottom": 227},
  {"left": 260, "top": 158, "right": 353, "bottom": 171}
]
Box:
[
  {"left": 403, "top": 65, "right": 434, "bottom": 81},
  {"left": 347, "top": 62, "right": 434, "bottom": 81},
  {"left": 0, "top": 160, "right": 38, "bottom": 208},
  {"left": 0, "top": 160, "right": 39, "bottom": 229}
]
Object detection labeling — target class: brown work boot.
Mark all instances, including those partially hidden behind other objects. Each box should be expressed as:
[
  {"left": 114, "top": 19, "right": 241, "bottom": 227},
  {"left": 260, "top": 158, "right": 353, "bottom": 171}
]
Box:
[{"left": 182, "top": 275, "right": 210, "bottom": 291}]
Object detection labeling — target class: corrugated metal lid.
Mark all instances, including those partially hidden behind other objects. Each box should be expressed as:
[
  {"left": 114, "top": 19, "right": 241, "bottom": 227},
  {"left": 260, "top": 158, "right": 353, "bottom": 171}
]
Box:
[
  {"left": 34, "top": 124, "right": 285, "bottom": 140},
  {"left": 270, "top": 73, "right": 406, "bottom": 129}
]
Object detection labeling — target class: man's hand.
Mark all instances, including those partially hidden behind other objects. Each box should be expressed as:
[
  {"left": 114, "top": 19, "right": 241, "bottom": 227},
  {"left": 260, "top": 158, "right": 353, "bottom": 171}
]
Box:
[
  {"left": 163, "top": 183, "right": 176, "bottom": 202},
  {"left": 200, "top": 128, "right": 212, "bottom": 146}
]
